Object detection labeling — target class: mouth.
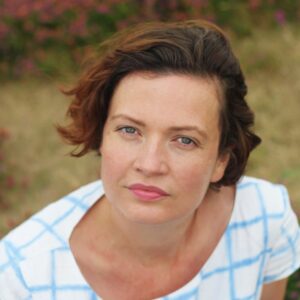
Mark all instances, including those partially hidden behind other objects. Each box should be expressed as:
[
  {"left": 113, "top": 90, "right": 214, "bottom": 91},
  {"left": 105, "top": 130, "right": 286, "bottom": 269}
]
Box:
[{"left": 128, "top": 183, "right": 169, "bottom": 202}]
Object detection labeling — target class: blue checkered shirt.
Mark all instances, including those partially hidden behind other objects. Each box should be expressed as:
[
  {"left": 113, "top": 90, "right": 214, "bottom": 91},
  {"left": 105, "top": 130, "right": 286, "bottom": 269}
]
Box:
[{"left": 0, "top": 176, "right": 299, "bottom": 299}]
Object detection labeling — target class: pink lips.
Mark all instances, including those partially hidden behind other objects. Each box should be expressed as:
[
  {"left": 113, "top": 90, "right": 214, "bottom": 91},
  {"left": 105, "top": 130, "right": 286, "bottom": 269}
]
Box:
[{"left": 128, "top": 183, "right": 169, "bottom": 202}]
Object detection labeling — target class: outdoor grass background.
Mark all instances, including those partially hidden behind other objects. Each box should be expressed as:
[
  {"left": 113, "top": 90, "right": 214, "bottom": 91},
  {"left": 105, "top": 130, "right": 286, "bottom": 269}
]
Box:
[{"left": 1, "top": 25, "right": 300, "bottom": 237}]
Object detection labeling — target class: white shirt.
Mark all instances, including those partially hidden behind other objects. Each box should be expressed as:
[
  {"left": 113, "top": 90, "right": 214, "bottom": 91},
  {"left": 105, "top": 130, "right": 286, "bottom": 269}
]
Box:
[{"left": 0, "top": 176, "right": 299, "bottom": 300}]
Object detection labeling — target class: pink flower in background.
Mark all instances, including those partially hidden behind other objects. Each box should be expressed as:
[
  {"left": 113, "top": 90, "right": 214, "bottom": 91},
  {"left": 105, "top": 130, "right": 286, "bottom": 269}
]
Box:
[
  {"left": 32, "top": 1, "right": 45, "bottom": 13},
  {"left": 81, "top": 0, "right": 96, "bottom": 10},
  {"left": 168, "top": 0, "right": 178, "bottom": 10},
  {"left": 35, "top": 28, "right": 61, "bottom": 43},
  {"left": 0, "top": 0, "right": 299, "bottom": 80},
  {"left": 39, "top": 11, "right": 55, "bottom": 23},
  {"left": 290, "top": 291, "right": 300, "bottom": 299},
  {"left": 0, "top": 23, "right": 9, "bottom": 39},
  {"left": 14, "top": 2, "right": 32, "bottom": 19},
  {"left": 249, "top": 0, "right": 261, "bottom": 10},
  {"left": 275, "top": 9, "right": 286, "bottom": 25},
  {"left": 175, "top": 12, "right": 189, "bottom": 21},
  {"left": 108, "top": 0, "right": 125, "bottom": 4},
  {"left": 188, "top": 0, "right": 203, "bottom": 9},
  {"left": 69, "top": 14, "right": 88, "bottom": 37},
  {"left": 19, "top": 58, "right": 36, "bottom": 72},
  {"left": 97, "top": 4, "right": 110, "bottom": 14},
  {"left": 13, "top": 58, "right": 37, "bottom": 77}
]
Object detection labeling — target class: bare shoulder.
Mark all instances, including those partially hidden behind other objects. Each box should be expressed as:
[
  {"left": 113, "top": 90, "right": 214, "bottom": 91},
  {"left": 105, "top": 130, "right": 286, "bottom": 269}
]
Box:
[{"left": 261, "top": 278, "right": 288, "bottom": 300}]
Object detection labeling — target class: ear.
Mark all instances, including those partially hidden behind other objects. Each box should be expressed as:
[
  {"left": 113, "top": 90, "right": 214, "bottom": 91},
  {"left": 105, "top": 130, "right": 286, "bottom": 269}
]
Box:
[{"left": 211, "top": 152, "right": 230, "bottom": 183}]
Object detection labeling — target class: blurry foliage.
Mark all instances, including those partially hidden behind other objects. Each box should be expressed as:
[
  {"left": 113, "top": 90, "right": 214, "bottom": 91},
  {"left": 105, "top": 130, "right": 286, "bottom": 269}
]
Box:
[
  {"left": 0, "top": 0, "right": 299, "bottom": 77},
  {"left": 0, "top": 0, "right": 138, "bottom": 76},
  {"left": 0, "top": 128, "right": 11, "bottom": 207},
  {"left": 287, "top": 269, "right": 300, "bottom": 300}
]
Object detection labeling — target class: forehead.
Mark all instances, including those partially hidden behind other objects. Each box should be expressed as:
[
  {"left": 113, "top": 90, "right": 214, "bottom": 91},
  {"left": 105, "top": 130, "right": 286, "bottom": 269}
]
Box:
[
  {"left": 110, "top": 72, "right": 222, "bottom": 120},
  {"left": 112, "top": 71, "right": 222, "bottom": 104},
  {"left": 106, "top": 73, "right": 225, "bottom": 141}
]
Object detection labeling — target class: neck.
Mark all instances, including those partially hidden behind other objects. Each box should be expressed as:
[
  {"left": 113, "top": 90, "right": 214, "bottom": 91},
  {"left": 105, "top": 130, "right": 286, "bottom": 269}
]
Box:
[
  {"left": 104, "top": 201, "right": 198, "bottom": 266},
  {"left": 96, "top": 186, "right": 235, "bottom": 267}
]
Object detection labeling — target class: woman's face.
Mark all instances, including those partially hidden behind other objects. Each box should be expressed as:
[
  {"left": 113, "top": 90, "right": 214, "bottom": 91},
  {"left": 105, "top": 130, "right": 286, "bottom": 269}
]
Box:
[{"left": 100, "top": 72, "right": 229, "bottom": 225}]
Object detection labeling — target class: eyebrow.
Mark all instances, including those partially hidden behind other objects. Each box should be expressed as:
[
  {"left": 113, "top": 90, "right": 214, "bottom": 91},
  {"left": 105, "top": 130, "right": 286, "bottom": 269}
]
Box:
[
  {"left": 110, "top": 114, "right": 146, "bottom": 127},
  {"left": 110, "top": 114, "right": 208, "bottom": 140},
  {"left": 168, "top": 125, "right": 208, "bottom": 140}
]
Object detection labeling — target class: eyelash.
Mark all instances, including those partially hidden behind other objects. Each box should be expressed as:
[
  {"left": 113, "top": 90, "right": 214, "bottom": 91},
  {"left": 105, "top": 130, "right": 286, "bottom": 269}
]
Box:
[
  {"left": 175, "top": 136, "right": 198, "bottom": 148},
  {"left": 116, "top": 126, "right": 198, "bottom": 148},
  {"left": 116, "top": 126, "right": 139, "bottom": 135}
]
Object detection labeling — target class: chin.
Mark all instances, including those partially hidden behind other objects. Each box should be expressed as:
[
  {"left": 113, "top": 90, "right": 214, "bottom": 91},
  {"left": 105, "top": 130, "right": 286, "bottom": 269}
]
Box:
[{"left": 117, "top": 202, "right": 191, "bottom": 226}]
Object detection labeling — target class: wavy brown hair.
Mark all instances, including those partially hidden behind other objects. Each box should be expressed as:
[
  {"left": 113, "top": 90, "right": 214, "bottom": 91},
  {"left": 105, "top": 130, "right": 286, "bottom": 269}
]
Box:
[{"left": 57, "top": 19, "right": 261, "bottom": 188}]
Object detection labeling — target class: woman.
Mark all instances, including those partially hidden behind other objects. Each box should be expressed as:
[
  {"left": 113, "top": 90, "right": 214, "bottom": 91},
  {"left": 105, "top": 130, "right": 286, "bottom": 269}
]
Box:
[{"left": 0, "top": 20, "right": 299, "bottom": 300}]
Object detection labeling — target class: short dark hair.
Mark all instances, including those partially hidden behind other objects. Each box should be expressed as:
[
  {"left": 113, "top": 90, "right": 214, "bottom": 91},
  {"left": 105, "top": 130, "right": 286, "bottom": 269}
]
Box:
[{"left": 57, "top": 19, "right": 261, "bottom": 188}]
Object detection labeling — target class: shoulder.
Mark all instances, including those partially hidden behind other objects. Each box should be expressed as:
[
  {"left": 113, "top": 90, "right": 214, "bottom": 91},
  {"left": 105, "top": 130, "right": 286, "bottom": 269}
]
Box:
[
  {"left": 0, "top": 180, "right": 103, "bottom": 261},
  {"left": 0, "top": 180, "right": 103, "bottom": 297},
  {"left": 233, "top": 176, "right": 298, "bottom": 248},
  {"left": 236, "top": 176, "right": 290, "bottom": 221},
  {"left": 234, "top": 176, "right": 300, "bottom": 281}
]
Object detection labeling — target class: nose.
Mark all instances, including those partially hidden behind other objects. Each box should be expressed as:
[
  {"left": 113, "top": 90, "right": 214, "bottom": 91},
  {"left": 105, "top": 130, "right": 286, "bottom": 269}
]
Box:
[{"left": 133, "top": 138, "right": 169, "bottom": 176}]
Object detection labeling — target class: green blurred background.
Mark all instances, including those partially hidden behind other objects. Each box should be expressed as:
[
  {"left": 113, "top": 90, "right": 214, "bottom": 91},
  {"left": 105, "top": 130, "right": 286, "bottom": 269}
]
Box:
[{"left": 1, "top": 0, "right": 300, "bottom": 297}]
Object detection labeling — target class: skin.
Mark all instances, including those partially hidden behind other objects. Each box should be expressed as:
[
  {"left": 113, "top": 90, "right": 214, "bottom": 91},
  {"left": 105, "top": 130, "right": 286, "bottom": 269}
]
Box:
[
  {"left": 100, "top": 72, "right": 229, "bottom": 227},
  {"left": 71, "top": 72, "right": 288, "bottom": 299},
  {"left": 261, "top": 278, "right": 288, "bottom": 300}
]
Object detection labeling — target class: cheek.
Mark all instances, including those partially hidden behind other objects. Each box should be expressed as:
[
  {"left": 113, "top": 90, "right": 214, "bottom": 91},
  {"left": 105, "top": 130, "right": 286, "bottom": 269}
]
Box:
[
  {"left": 171, "top": 155, "right": 218, "bottom": 195},
  {"left": 177, "top": 167, "right": 209, "bottom": 190},
  {"left": 173, "top": 165, "right": 201, "bottom": 190},
  {"left": 101, "top": 147, "right": 122, "bottom": 177},
  {"left": 171, "top": 169, "right": 210, "bottom": 214},
  {"left": 100, "top": 137, "right": 134, "bottom": 180}
]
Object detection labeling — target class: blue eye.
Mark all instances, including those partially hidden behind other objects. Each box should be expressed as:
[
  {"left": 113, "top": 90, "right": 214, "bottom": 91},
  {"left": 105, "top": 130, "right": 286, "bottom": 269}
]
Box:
[
  {"left": 117, "top": 126, "right": 138, "bottom": 136},
  {"left": 178, "top": 137, "right": 194, "bottom": 145},
  {"left": 122, "top": 126, "right": 136, "bottom": 134}
]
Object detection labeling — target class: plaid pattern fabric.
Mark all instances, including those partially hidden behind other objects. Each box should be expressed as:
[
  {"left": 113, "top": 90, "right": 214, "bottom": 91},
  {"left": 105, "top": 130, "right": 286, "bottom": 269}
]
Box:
[{"left": 0, "top": 176, "right": 299, "bottom": 300}]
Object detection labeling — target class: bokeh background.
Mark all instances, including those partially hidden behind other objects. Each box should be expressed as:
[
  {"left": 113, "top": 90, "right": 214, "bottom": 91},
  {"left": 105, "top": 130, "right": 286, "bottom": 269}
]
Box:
[{"left": 1, "top": 0, "right": 300, "bottom": 297}]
